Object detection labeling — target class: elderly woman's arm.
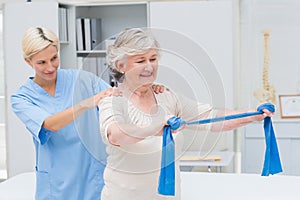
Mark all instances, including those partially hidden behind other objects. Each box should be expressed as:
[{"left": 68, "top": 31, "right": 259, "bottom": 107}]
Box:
[
  {"left": 99, "top": 96, "right": 168, "bottom": 146},
  {"left": 176, "top": 92, "right": 274, "bottom": 132},
  {"left": 210, "top": 108, "right": 273, "bottom": 132},
  {"left": 106, "top": 120, "right": 165, "bottom": 146}
]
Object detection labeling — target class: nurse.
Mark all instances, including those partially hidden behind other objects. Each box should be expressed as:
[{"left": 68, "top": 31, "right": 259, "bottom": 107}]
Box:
[{"left": 10, "top": 26, "right": 115, "bottom": 199}]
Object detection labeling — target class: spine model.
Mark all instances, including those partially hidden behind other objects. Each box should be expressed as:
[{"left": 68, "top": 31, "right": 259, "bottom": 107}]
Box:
[{"left": 254, "top": 30, "right": 276, "bottom": 104}]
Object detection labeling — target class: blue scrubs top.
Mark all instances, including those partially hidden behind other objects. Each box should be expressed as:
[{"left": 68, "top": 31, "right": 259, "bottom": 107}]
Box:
[{"left": 11, "top": 69, "right": 110, "bottom": 200}]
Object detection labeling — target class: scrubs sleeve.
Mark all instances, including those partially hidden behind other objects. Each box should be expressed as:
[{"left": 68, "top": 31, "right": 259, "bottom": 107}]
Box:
[{"left": 11, "top": 94, "right": 53, "bottom": 145}]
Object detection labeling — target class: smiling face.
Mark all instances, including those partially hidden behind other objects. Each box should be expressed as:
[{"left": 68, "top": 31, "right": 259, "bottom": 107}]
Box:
[
  {"left": 119, "top": 49, "right": 159, "bottom": 91},
  {"left": 25, "top": 45, "right": 59, "bottom": 85}
]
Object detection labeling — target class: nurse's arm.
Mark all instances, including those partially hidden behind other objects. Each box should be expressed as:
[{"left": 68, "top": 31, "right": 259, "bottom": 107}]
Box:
[{"left": 43, "top": 88, "right": 115, "bottom": 132}]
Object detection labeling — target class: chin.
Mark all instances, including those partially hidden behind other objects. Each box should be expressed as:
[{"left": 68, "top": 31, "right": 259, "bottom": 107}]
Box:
[
  {"left": 137, "top": 83, "right": 152, "bottom": 90},
  {"left": 142, "top": 80, "right": 154, "bottom": 86}
]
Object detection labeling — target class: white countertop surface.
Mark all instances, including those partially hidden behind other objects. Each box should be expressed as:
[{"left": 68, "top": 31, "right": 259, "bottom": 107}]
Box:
[{"left": 1, "top": 171, "right": 300, "bottom": 200}]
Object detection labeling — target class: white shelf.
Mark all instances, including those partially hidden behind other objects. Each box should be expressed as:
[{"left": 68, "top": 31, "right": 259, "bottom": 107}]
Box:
[
  {"left": 77, "top": 50, "right": 106, "bottom": 57},
  {"left": 59, "top": 41, "right": 69, "bottom": 44},
  {"left": 71, "top": 1, "right": 147, "bottom": 6}
]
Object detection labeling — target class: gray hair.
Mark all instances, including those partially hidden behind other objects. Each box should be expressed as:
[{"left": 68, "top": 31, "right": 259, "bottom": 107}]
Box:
[
  {"left": 22, "top": 26, "right": 59, "bottom": 59},
  {"left": 107, "top": 28, "right": 160, "bottom": 82}
]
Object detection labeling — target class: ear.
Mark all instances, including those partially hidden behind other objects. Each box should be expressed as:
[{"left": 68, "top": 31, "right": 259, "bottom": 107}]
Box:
[
  {"left": 116, "top": 60, "right": 125, "bottom": 73},
  {"left": 24, "top": 58, "right": 33, "bottom": 67}
]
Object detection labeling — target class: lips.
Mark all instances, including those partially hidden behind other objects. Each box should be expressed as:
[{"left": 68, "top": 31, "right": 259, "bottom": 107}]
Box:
[
  {"left": 140, "top": 73, "right": 152, "bottom": 77},
  {"left": 45, "top": 71, "right": 56, "bottom": 75}
]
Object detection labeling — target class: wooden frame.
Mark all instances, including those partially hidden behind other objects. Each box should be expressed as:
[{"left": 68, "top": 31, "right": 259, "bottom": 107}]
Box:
[{"left": 279, "top": 94, "right": 300, "bottom": 118}]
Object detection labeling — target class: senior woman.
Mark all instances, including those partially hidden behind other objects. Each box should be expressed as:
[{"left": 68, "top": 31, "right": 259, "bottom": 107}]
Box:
[{"left": 98, "top": 28, "right": 273, "bottom": 200}]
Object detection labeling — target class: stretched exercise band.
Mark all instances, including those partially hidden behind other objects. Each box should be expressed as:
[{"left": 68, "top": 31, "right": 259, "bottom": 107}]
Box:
[{"left": 158, "top": 103, "right": 282, "bottom": 196}]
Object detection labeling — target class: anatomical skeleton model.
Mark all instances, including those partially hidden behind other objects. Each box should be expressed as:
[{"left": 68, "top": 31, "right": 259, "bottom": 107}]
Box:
[{"left": 254, "top": 30, "right": 276, "bottom": 104}]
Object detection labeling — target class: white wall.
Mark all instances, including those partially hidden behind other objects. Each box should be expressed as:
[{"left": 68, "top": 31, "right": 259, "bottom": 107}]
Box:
[
  {"left": 149, "top": 1, "right": 234, "bottom": 161},
  {"left": 240, "top": 0, "right": 300, "bottom": 113}
]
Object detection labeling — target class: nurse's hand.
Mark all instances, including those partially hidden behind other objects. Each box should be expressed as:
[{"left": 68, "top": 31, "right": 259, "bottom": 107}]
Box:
[
  {"left": 84, "top": 88, "right": 122, "bottom": 109},
  {"left": 152, "top": 84, "right": 169, "bottom": 94}
]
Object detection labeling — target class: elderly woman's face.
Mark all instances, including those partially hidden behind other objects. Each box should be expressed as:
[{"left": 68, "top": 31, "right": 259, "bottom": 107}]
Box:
[{"left": 121, "top": 48, "right": 158, "bottom": 89}]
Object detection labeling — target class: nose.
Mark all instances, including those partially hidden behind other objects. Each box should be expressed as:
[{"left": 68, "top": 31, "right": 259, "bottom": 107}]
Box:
[
  {"left": 144, "top": 61, "right": 153, "bottom": 71},
  {"left": 46, "top": 61, "right": 57, "bottom": 71}
]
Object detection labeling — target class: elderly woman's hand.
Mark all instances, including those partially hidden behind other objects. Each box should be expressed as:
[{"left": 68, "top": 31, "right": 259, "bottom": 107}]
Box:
[
  {"left": 262, "top": 108, "right": 274, "bottom": 117},
  {"left": 255, "top": 103, "right": 275, "bottom": 121},
  {"left": 164, "top": 115, "right": 187, "bottom": 134}
]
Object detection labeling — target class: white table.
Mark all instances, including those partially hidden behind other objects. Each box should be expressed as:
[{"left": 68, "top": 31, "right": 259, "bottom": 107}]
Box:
[
  {"left": 181, "top": 172, "right": 300, "bottom": 200},
  {"left": 180, "top": 151, "right": 234, "bottom": 172},
  {"left": 0, "top": 172, "right": 35, "bottom": 200},
  {"left": 2, "top": 171, "right": 300, "bottom": 200}
]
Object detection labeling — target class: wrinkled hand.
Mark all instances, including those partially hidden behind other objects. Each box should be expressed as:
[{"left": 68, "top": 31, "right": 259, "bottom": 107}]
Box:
[
  {"left": 256, "top": 103, "right": 275, "bottom": 121},
  {"left": 262, "top": 108, "right": 274, "bottom": 117}
]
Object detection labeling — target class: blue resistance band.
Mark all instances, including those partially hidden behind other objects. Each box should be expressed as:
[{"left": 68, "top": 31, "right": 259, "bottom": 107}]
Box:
[{"left": 158, "top": 102, "right": 282, "bottom": 196}]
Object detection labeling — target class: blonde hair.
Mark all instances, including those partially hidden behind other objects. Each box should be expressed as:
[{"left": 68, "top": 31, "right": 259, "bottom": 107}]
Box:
[
  {"left": 22, "top": 26, "right": 59, "bottom": 59},
  {"left": 107, "top": 28, "right": 160, "bottom": 82}
]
